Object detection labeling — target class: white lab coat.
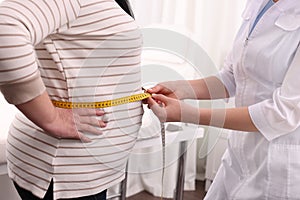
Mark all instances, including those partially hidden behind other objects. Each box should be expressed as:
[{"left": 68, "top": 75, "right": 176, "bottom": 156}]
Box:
[{"left": 205, "top": 0, "right": 300, "bottom": 199}]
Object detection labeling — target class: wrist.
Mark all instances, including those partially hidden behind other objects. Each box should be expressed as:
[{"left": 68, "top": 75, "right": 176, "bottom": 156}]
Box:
[
  {"left": 16, "top": 91, "right": 60, "bottom": 132},
  {"left": 180, "top": 102, "right": 200, "bottom": 124},
  {"left": 42, "top": 107, "right": 59, "bottom": 133}
]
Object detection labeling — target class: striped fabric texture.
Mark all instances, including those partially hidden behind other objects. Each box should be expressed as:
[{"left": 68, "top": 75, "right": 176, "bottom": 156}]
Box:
[{"left": 0, "top": 0, "right": 143, "bottom": 199}]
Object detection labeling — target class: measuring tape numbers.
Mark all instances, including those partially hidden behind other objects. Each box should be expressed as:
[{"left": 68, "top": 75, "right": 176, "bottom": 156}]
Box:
[{"left": 51, "top": 92, "right": 151, "bottom": 109}]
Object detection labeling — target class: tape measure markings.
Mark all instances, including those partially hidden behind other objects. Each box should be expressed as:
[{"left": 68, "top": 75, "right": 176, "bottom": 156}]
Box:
[{"left": 51, "top": 93, "right": 151, "bottom": 109}]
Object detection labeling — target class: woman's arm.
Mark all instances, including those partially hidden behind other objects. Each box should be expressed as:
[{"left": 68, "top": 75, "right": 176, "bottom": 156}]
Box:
[
  {"left": 147, "top": 94, "right": 258, "bottom": 132},
  {"left": 189, "top": 76, "right": 230, "bottom": 100},
  {"left": 16, "top": 91, "right": 106, "bottom": 142},
  {"left": 0, "top": 0, "right": 106, "bottom": 141},
  {"left": 148, "top": 76, "right": 229, "bottom": 100},
  {"left": 199, "top": 107, "right": 258, "bottom": 132},
  {"left": 0, "top": 0, "right": 81, "bottom": 105}
]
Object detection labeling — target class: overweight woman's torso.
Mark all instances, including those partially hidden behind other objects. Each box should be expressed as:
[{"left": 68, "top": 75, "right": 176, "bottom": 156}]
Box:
[{"left": 6, "top": 1, "right": 143, "bottom": 199}]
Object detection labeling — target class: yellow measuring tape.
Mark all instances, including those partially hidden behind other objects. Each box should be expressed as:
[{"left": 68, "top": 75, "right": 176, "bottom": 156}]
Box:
[
  {"left": 52, "top": 91, "right": 166, "bottom": 199},
  {"left": 51, "top": 93, "right": 151, "bottom": 109}
]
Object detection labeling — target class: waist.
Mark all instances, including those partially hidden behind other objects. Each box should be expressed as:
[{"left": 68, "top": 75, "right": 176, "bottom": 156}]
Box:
[{"left": 51, "top": 93, "right": 150, "bottom": 109}]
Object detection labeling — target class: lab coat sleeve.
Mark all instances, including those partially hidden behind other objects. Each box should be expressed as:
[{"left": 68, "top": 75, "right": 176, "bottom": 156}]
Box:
[
  {"left": 215, "top": 50, "right": 236, "bottom": 97},
  {"left": 0, "top": 0, "right": 81, "bottom": 105},
  {"left": 249, "top": 46, "right": 300, "bottom": 141}
]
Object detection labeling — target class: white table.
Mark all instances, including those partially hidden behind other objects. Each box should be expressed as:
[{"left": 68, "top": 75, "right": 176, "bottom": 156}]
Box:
[{"left": 112, "top": 123, "right": 204, "bottom": 200}]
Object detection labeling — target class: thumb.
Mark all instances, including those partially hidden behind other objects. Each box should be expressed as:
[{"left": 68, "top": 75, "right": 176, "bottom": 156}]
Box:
[{"left": 147, "top": 84, "right": 162, "bottom": 94}]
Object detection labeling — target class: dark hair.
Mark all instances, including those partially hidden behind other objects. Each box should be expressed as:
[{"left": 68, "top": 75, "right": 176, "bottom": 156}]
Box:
[{"left": 115, "top": 0, "right": 134, "bottom": 18}]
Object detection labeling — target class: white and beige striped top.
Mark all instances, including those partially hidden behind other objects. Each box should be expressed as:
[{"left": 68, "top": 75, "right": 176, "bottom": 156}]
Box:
[{"left": 0, "top": 0, "right": 143, "bottom": 199}]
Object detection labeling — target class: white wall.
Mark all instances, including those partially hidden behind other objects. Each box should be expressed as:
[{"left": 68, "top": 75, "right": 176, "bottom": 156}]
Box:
[{"left": 130, "top": 0, "right": 247, "bottom": 68}]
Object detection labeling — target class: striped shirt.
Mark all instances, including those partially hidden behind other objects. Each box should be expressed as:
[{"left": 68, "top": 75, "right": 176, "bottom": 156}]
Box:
[{"left": 0, "top": 0, "right": 143, "bottom": 199}]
